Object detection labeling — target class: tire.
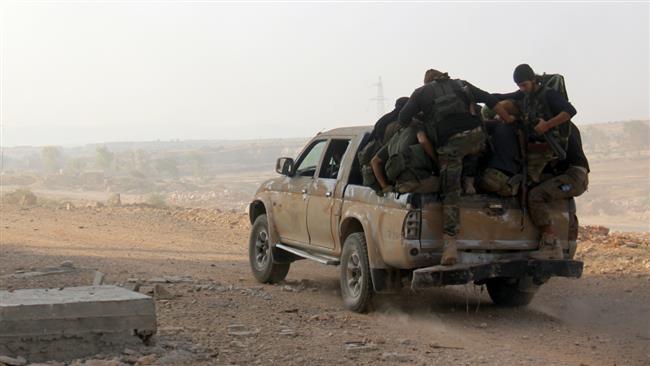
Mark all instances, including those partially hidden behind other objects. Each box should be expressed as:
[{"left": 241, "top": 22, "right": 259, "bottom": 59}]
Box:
[
  {"left": 340, "top": 232, "right": 373, "bottom": 313},
  {"left": 486, "top": 277, "right": 539, "bottom": 307},
  {"left": 249, "top": 214, "right": 290, "bottom": 284}
]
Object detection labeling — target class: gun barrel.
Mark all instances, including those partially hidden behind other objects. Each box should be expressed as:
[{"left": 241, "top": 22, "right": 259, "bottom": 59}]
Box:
[{"left": 543, "top": 132, "right": 567, "bottom": 160}]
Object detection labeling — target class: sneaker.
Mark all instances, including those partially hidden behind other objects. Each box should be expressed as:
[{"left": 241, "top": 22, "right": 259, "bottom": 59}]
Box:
[
  {"left": 441, "top": 236, "right": 458, "bottom": 266},
  {"left": 530, "top": 233, "right": 563, "bottom": 260}
]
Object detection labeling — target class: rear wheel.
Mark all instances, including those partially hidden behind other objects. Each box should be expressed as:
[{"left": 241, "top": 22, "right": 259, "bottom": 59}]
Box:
[
  {"left": 340, "top": 232, "right": 373, "bottom": 313},
  {"left": 486, "top": 277, "right": 539, "bottom": 307},
  {"left": 249, "top": 214, "right": 290, "bottom": 283}
]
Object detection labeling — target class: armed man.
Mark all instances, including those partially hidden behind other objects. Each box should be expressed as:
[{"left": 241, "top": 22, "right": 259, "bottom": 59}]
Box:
[
  {"left": 528, "top": 121, "right": 590, "bottom": 259},
  {"left": 398, "top": 69, "right": 512, "bottom": 266},
  {"left": 494, "top": 64, "right": 586, "bottom": 259}
]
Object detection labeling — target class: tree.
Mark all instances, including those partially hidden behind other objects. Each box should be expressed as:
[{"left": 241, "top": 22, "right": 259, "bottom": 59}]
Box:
[
  {"left": 154, "top": 157, "right": 178, "bottom": 178},
  {"left": 41, "top": 146, "right": 63, "bottom": 173},
  {"left": 95, "top": 146, "right": 114, "bottom": 172}
]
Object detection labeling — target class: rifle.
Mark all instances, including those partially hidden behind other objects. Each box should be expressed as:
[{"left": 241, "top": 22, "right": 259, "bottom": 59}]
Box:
[
  {"left": 542, "top": 130, "right": 567, "bottom": 161},
  {"left": 516, "top": 120, "right": 528, "bottom": 231}
]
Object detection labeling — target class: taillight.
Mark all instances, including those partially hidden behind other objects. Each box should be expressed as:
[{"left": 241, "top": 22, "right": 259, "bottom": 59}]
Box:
[{"left": 403, "top": 210, "right": 421, "bottom": 240}]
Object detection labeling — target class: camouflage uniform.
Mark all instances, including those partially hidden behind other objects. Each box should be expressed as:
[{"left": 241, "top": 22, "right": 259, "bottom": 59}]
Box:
[
  {"left": 437, "top": 127, "right": 486, "bottom": 236},
  {"left": 528, "top": 167, "right": 588, "bottom": 227}
]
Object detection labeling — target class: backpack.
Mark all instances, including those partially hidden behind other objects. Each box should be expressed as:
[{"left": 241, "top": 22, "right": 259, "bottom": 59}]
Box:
[
  {"left": 430, "top": 79, "right": 470, "bottom": 124},
  {"left": 384, "top": 127, "right": 433, "bottom": 183}
]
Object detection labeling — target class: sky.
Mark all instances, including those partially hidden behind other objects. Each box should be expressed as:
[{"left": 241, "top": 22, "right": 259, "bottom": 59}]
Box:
[{"left": 1, "top": 1, "right": 649, "bottom": 147}]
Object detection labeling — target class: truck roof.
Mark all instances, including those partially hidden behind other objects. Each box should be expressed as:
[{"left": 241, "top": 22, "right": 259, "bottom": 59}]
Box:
[{"left": 319, "top": 126, "right": 372, "bottom": 137}]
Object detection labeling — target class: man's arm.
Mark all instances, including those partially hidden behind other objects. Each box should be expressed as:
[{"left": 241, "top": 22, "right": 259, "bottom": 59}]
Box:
[
  {"left": 398, "top": 88, "right": 423, "bottom": 127},
  {"left": 371, "top": 156, "right": 390, "bottom": 190},
  {"left": 416, "top": 130, "right": 437, "bottom": 162},
  {"left": 371, "top": 146, "right": 390, "bottom": 191},
  {"left": 492, "top": 90, "right": 524, "bottom": 102},
  {"left": 466, "top": 82, "right": 515, "bottom": 123},
  {"left": 535, "top": 89, "right": 577, "bottom": 134}
]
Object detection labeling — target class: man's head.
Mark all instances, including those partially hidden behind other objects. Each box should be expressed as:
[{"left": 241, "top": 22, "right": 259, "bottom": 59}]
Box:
[
  {"left": 513, "top": 64, "right": 537, "bottom": 94},
  {"left": 395, "top": 96, "right": 409, "bottom": 110},
  {"left": 424, "top": 69, "right": 448, "bottom": 84}
]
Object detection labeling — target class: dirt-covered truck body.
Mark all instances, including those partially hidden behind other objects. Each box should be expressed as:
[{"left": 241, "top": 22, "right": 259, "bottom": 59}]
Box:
[{"left": 248, "top": 126, "right": 582, "bottom": 312}]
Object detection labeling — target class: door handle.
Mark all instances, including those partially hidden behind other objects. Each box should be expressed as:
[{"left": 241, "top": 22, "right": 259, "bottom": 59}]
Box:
[{"left": 325, "top": 191, "right": 332, "bottom": 197}]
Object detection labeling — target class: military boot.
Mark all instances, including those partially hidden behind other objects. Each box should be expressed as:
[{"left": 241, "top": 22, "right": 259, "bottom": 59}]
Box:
[
  {"left": 463, "top": 177, "right": 477, "bottom": 195},
  {"left": 441, "top": 235, "right": 458, "bottom": 266},
  {"left": 530, "top": 232, "right": 563, "bottom": 260}
]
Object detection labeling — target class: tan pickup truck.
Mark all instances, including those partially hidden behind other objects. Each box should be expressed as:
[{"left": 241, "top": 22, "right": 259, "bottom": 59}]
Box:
[{"left": 248, "top": 126, "right": 582, "bottom": 312}]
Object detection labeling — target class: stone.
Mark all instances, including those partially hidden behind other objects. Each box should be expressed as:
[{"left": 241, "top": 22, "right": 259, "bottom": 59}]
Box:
[
  {"left": 60, "top": 260, "right": 75, "bottom": 268},
  {"left": 0, "top": 355, "right": 27, "bottom": 366},
  {"left": 135, "top": 354, "right": 157, "bottom": 365},
  {"left": 93, "top": 272, "right": 106, "bottom": 286},
  {"left": 107, "top": 194, "right": 121, "bottom": 207},
  {"left": 227, "top": 324, "right": 259, "bottom": 337},
  {"left": 344, "top": 341, "right": 377, "bottom": 353},
  {"left": 153, "top": 285, "right": 175, "bottom": 300},
  {"left": 0, "top": 286, "right": 156, "bottom": 363},
  {"left": 381, "top": 352, "right": 412, "bottom": 362}
]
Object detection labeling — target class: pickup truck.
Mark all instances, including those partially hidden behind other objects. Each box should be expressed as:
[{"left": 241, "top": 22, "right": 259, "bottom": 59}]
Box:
[{"left": 248, "top": 126, "right": 583, "bottom": 312}]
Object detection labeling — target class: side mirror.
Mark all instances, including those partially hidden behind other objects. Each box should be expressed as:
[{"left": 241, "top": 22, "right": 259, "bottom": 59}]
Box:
[{"left": 275, "top": 157, "right": 294, "bottom": 176}]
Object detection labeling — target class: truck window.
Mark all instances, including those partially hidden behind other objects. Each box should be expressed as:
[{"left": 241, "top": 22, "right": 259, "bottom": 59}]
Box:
[
  {"left": 294, "top": 139, "right": 327, "bottom": 177},
  {"left": 319, "top": 139, "right": 350, "bottom": 179}
]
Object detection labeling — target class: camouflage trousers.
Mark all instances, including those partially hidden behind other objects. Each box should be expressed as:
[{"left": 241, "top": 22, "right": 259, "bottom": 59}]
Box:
[
  {"left": 437, "top": 127, "right": 486, "bottom": 236},
  {"left": 529, "top": 166, "right": 589, "bottom": 227}
]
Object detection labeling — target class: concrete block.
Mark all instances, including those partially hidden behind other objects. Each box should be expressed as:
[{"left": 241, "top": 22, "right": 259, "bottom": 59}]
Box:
[{"left": 0, "top": 286, "right": 156, "bottom": 362}]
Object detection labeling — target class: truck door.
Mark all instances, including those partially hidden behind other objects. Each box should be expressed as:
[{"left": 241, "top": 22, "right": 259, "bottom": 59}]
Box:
[
  {"left": 273, "top": 139, "right": 327, "bottom": 245},
  {"left": 307, "top": 139, "right": 350, "bottom": 249}
]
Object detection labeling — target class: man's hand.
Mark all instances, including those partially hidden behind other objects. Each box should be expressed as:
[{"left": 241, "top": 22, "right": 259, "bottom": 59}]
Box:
[{"left": 534, "top": 118, "right": 551, "bottom": 134}]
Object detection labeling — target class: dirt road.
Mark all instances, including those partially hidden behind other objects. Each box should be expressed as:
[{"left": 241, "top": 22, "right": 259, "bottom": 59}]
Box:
[{"left": 1, "top": 204, "right": 648, "bottom": 365}]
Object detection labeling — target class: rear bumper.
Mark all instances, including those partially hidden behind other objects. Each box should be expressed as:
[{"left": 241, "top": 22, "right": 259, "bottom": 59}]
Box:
[{"left": 411, "top": 259, "right": 583, "bottom": 290}]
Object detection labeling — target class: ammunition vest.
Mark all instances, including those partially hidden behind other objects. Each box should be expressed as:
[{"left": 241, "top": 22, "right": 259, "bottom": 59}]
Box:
[
  {"left": 430, "top": 79, "right": 470, "bottom": 124},
  {"left": 384, "top": 127, "right": 433, "bottom": 183},
  {"left": 520, "top": 85, "right": 572, "bottom": 149}
]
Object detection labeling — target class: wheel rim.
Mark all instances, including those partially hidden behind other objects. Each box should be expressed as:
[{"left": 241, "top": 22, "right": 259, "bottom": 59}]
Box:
[
  {"left": 254, "top": 228, "right": 270, "bottom": 270},
  {"left": 345, "top": 249, "right": 363, "bottom": 298}
]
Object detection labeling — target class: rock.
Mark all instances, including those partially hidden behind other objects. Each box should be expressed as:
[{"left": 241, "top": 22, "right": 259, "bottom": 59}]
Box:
[
  {"left": 107, "top": 194, "right": 121, "bottom": 207},
  {"left": 80, "top": 360, "right": 126, "bottom": 366},
  {"left": 135, "top": 354, "right": 157, "bottom": 365},
  {"left": 479, "top": 323, "right": 488, "bottom": 328},
  {"left": 278, "top": 327, "right": 297, "bottom": 337},
  {"left": 20, "top": 192, "right": 37, "bottom": 206},
  {"left": 153, "top": 284, "right": 175, "bottom": 300},
  {"left": 124, "top": 281, "right": 141, "bottom": 292},
  {"left": 344, "top": 341, "right": 377, "bottom": 353},
  {"left": 93, "top": 271, "right": 106, "bottom": 286},
  {"left": 60, "top": 260, "right": 75, "bottom": 268},
  {"left": 381, "top": 352, "right": 412, "bottom": 362},
  {"left": 227, "top": 324, "right": 260, "bottom": 337},
  {"left": 0, "top": 355, "right": 27, "bottom": 366}
]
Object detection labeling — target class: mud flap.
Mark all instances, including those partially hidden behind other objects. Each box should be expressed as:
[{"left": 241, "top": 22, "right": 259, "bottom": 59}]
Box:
[{"left": 411, "top": 260, "right": 583, "bottom": 290}]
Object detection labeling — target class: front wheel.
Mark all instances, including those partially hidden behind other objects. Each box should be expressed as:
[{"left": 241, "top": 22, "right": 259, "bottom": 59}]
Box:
[
  {"left": 249, "top": 214, "right": 290, "bottom": 284},
  {"left": 486, "top": 277, "right": 539, "bottom": 307},
  {"left": 340, "top": 232, "right": 373, "bottom": 313}
]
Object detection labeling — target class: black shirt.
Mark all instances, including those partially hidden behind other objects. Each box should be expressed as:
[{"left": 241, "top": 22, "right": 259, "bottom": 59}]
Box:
[
  {"left": 484, "top": 121, "right": 520, "bottom": 175},
  {"left": 555, "top": 122, "right": 590, "bottom": 172},
  {"left": 399, "top": 79, "right": 498, "bottom": 145},
  {"left": 493, "top": 88, "right": 577, "bottom": 117}
]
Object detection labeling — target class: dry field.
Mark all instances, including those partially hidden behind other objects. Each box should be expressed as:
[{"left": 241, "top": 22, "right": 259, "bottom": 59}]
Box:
[{"left": 1, "top": 203, "right": 649, "bottom": 366}]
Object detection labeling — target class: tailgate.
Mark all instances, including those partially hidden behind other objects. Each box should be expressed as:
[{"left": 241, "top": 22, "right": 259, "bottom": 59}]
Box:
[{"left": 418, "top": 194, "right": 572, "bottom": 252}]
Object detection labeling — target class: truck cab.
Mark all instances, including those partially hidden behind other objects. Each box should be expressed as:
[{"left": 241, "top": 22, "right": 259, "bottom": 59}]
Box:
[{"left": 248, "top": 127, "right": 582, "bottom": 312}]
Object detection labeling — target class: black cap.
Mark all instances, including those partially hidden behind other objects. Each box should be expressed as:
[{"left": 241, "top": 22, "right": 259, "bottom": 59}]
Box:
[
  {"left": 513, "top": 64, "right": 536, "bottom": 84},
  {"left": 395, "top": 97, "right": 409, "bottom": 109}
]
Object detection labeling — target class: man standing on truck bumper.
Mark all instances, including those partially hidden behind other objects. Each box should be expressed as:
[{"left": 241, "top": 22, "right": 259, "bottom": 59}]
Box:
[
  {"left": 399, "top": 69, "right": 513, "bottom": 265},
  {"left": 528, "top": 122, "right": 590, "bottom": 259}
]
